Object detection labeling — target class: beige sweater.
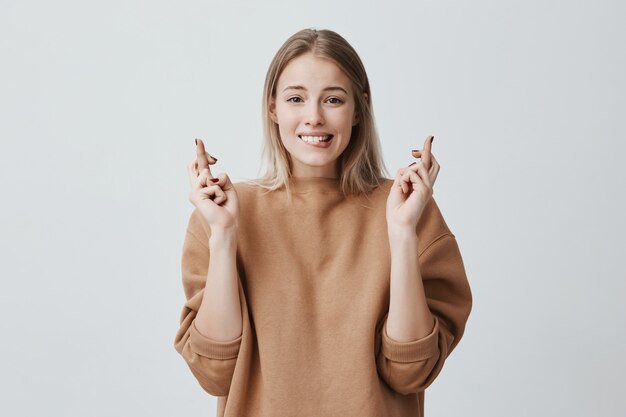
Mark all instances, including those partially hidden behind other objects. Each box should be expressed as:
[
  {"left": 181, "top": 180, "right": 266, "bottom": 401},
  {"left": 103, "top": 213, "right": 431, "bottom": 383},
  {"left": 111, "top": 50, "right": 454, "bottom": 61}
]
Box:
[{"left": 174, "top": 177, "right": 472, "bottom": 417}]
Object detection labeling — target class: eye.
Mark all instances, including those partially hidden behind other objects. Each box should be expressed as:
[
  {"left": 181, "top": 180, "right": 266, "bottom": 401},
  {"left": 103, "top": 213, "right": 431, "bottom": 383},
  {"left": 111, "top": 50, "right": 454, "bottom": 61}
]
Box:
[
  {"left": 326, "top": 97, "right": 344, "bottom": 104},
  {"left": 287, "top": 97, "right": 303, "bottom": 103}
]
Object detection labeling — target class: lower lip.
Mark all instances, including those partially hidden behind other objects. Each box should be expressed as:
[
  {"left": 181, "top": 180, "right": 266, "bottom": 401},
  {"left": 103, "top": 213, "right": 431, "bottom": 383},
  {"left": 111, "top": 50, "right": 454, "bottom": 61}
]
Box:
[{"left": 299, "top": 136, "right": 334, "bottom": 148}]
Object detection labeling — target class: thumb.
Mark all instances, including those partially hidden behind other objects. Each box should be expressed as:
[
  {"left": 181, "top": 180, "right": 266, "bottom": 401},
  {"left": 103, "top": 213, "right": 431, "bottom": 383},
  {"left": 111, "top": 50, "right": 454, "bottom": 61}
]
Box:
[{"left": 221, "top": 172, "right": 235, "bottom": 192}]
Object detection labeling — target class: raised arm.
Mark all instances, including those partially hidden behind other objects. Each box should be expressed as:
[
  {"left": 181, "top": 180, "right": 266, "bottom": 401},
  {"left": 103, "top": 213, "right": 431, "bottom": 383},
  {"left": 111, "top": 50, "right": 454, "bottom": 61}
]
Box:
[
  {"left": 379, "top": 136, "right": 472, "bottom": 394},
  {"left": 173, "top": 138, "right": 243, "bottom": 396}
]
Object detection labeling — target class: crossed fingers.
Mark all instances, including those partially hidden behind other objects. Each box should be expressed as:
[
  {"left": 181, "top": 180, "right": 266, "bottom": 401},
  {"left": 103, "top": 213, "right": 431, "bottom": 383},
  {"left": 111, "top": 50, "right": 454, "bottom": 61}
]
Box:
[
  {"left": 187, "top": 138, "right": 218, "bottom": 184},
  {"left": 194, "top": 138, "right": 217, "bottom": 171},
  {"left": 398, "top": 135, "right": 440, "bottom": 194}
]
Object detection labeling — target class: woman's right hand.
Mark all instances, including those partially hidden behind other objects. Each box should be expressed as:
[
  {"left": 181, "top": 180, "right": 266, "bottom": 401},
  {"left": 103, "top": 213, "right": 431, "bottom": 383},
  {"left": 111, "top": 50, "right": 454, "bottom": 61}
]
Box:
[{"left": 187, "top": 138, "right": 239, "bottom": 231}]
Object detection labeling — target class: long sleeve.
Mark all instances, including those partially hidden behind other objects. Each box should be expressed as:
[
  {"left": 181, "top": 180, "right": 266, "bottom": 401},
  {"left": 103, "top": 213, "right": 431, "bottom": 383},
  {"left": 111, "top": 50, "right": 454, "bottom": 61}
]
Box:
[
  {"left": 375, "top": 201, "right": 473, "bottom": 395},
  {"left": 173, "top": 209, "right": 243, "bottom": 397}
]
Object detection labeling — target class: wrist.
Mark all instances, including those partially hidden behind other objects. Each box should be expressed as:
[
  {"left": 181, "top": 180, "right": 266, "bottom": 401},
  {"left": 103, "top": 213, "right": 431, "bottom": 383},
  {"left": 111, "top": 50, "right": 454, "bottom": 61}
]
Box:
[
  {"left": 209, "top": 226, "right": 238, "bottom": 248},
  {"left": 387, "top": 226, "right": 419, "bottom": 247},
  {"left": 387, "top": 224, "right": 416, "bottom": 239}
]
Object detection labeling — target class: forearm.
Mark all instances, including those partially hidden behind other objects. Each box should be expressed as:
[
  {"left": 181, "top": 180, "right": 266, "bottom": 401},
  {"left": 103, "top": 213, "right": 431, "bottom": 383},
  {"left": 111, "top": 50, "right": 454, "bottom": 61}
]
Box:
[
  {"left": 194, "top": 227, "right": 243, "bottom": 342},
  {"left": 386, "top": 228, "right": 435, "bottom": 342}
]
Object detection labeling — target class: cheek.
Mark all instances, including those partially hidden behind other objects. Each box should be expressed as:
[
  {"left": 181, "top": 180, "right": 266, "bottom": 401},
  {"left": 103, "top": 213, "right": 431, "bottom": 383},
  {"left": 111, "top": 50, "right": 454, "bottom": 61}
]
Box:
[
  {"left": 334, "top": 108, "right": 357, "bottom": 130},
  {"left": 277, "top": 122, "right": 297, "bottom": 144},
  {"left": 275, "top": 106, "right": 297, "bottom": 126}
]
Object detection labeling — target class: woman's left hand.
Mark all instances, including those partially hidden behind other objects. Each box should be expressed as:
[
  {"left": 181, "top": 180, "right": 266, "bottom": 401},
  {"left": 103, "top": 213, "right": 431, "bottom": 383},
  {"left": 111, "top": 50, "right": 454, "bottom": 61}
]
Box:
[{"left": 386, "top": 135, "right": 441, "bottom": 232}]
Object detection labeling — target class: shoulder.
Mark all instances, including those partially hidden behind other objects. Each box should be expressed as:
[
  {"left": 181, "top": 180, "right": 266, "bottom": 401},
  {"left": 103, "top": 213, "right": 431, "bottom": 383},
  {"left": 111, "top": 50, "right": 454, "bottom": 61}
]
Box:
[
  {"left": 185, "top": 208, "right": 210, "bottom": 242},
  {"left": 232, "top": 179, "right": 265, "bottom": 194},
  {"left": 232, "top": 179, "right": 278, "bottom": 205},
  {"left": 376, "top": 178, "right": 395, "bottom": 192}
]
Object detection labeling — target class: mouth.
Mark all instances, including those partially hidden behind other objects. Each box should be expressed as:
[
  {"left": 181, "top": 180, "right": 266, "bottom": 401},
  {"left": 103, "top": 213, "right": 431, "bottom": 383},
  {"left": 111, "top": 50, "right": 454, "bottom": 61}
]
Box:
[{"left": 298, "top": 134, "right": 334, "bottom": 144}]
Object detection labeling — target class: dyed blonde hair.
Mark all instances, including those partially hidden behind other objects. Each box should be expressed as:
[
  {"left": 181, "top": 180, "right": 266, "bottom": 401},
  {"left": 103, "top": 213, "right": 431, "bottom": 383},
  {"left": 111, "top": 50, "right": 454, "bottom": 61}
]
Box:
[{"left": 246, "top": 28, "right": 388, "bottom": 197}]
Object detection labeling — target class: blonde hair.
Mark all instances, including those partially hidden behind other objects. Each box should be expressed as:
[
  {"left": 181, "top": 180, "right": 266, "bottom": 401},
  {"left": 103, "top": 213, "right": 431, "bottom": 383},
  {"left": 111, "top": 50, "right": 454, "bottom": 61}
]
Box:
[{"left": 246, "top": 28, "right": 389, "bottom": 197}]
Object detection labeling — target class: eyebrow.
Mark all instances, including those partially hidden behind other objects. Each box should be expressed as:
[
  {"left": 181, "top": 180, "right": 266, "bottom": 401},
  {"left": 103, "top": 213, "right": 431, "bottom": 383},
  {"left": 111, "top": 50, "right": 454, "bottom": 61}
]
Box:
[{"left": 282, "top": 85, "right": 349, "bottom": 95}]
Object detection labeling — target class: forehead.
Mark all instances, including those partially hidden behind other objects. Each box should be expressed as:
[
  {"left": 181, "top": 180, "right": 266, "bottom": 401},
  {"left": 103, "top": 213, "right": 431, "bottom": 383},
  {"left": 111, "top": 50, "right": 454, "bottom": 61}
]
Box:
[{"left": 277, "top": 53, "right": 352, "bottom": 92}]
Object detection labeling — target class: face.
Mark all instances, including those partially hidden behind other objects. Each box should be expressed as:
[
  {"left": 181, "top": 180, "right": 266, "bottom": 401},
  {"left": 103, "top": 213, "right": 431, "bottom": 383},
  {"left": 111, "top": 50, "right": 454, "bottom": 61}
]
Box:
[{"left": 269, "top": 52, "right": 359, "bottom": 178}]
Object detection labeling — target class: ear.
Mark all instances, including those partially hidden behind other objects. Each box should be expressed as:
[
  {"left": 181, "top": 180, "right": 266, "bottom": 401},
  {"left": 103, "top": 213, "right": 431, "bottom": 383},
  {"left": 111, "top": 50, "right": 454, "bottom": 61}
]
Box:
[
  {"left": 353, "top": 92, "right": 368, "bottom": 126},
  {"left": 269, "top": 98, "right": 278, "bottom": 124}
]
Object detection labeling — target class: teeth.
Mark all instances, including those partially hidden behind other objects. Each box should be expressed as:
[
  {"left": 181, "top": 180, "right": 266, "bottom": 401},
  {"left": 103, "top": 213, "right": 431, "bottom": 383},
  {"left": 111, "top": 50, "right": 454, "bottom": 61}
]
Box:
[{"left": 299, "top": 135, "right": 333, "bottom": 143}]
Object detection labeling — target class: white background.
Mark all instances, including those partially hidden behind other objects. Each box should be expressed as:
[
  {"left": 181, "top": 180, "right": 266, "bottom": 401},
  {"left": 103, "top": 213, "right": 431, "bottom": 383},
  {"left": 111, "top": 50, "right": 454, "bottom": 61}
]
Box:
[{"left": 1, "top": 0, "right": 624, "bottom": 416}]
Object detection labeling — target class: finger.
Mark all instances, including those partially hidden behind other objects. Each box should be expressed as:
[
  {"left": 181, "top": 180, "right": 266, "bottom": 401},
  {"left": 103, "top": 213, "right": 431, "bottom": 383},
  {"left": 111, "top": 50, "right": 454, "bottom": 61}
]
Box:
[
  {"left": 199, "top": 184, "right": 226, "bottom": 203},
  {"left": 195, "top": 138, "right": 217, "bottom": 171},
  {"left": 189, "top": 162, "right": 205, "bottom": 188},
  {"left": 401, "top": 163, "right": 420, "bottom": 184},
  {"left": 429, "top": 153, "right": 441, "bottom": 185},
  {"left": 188, "top": 158, "right": 200, "bottom": 176},
  {"left": 401, "top": 169, "right": 422, "bottom": 193},
  {"left": 213, "top": 192, "right": 227, "bottom": 205},
  {"left": 404, "top": 162, "right": 424, "bottom": 192},
  {"left": 404, "top": 161, "right": 421, "bottom": 177},
  {"left": 393, "top": 167, "right": 405, "bottom": 186},
  {"left": 423, "top": 151, "right": 439, "bottom": 177},
  {"left": 211, "top": 172, "right": 235, "bottom": 192},
  {"left": 196, "top": 168, "right": 212, "bottom": 189},
  {"left": 395, "top": 167, "right": 411, "bottom": 193},
  {"left": 221, "top": 172, "right": 235, "bottom": 192},
  {"left": 402, "top": 162, "right": 427, "bottom": 185},
  {"left": 200, "top": 145, "right": 218, "bottom": 165},
  {"left": 187, "top": 161, "right": 198, "bottom": 189},
  {"left": 429, "top": 152, "right": 439, "bottom": 170},
  {"left": 195, "top": 138, "right": 209, "bottom": 170},
  {"left": 210, "top": 173, "right": 224, "bottom": 187},
  {"left": 195, "top": 185, "right": 219, "bottom": 203},
  {"left": 205, "top": 152, "right": 218, "bottom": 165},
  {"left": 210, "top": 186, "right": 227, "bottom": 205},
  {"left": 414, "top": 160, "right": 433, "bottom": 190},
  {"left": 402, "top": 166, "right": 433, "bottom": 199},
  {"left": 421, "top": 136, "right": 434, "bottom": 171}
]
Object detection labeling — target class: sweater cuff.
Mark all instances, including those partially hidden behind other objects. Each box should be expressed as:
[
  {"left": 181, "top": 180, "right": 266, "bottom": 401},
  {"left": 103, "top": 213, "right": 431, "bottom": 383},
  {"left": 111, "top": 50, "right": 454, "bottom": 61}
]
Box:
[
  {"left": 381, "top": 316, "right": 439, "bottom": 363},
  {"left": 189, "top": 320, "right": 242, "bottom": 359}
]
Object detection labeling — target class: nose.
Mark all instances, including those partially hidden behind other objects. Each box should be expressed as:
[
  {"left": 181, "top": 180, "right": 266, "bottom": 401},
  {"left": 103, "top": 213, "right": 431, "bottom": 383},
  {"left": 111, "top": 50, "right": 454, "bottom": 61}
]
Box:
[{"left": 305, "top": 102, "right": 324, "bottom": 125}]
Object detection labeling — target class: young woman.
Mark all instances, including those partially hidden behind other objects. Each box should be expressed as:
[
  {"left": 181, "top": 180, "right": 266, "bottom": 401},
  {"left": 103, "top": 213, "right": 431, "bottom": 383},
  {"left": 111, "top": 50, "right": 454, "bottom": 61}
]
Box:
[{"left": 175, "top": 28, "right": 472, "bottom": 417}]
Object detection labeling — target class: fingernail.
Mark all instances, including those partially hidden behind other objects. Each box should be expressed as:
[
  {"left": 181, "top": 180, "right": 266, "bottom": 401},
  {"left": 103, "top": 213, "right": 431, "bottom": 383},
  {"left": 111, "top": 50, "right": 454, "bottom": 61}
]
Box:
[
  {"left": 408, "top": 162, "right": 417, "bottom": 167},
  {"left": 195, "top": 138, "right": 197, "bottom": 146},
  {"left": 430, "top": 136, "right": 435, "bottom": 143},
  {"left": 412, "top": 149, "right": 420, "bottom": 153},
  {"left": 210, "top": 178, "right": 219, "bottom": 183}
]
